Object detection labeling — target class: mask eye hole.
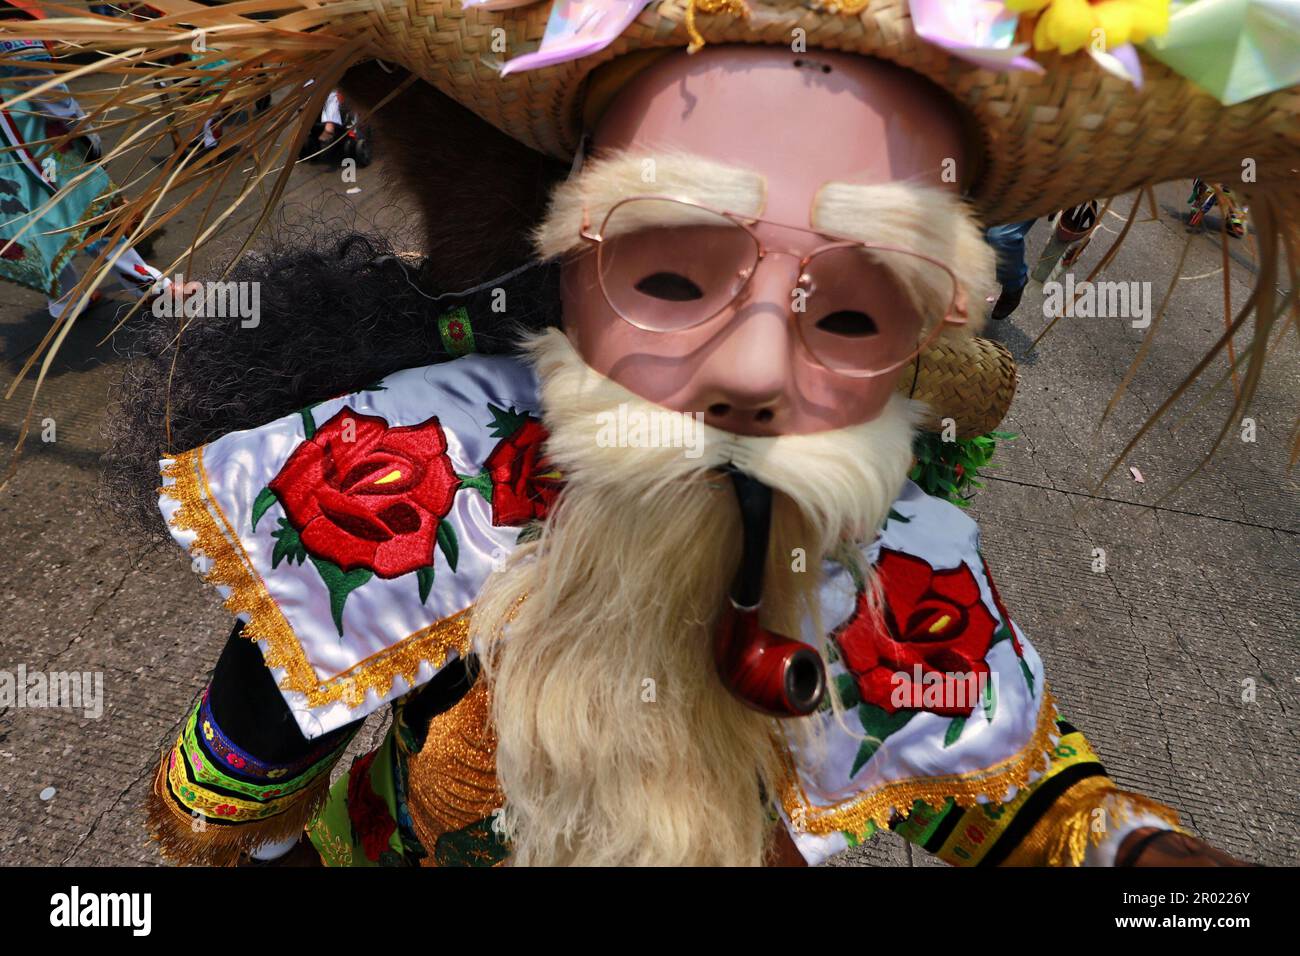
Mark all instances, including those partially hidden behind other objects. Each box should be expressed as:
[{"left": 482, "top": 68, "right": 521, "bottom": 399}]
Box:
[
  {"left": 634, "top": 272, "right": 704, "bottom": 302},
  {"left": 815, "top": 310, "right": 879, "bottom": 337}
]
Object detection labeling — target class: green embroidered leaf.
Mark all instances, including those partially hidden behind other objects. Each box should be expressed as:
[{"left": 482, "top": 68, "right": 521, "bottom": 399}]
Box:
[
  {"left": 854, "top": 703, "right": 915, "bottom": 774},
  {"left": 834, "top": 672, "right": 860, "bottom": 709},
  {"left": 299, "top": 407, "right": 317, "bottom": 440},
  {"left": 309, "top": 557, "right": 373, "bottom": 636},
  {"left": 982, "top": 675, "right": 997, "bottom": 722},
  {"left": 416, "top": 565, "right": 435, "bottom": 604},
  {"left": 850, "top": 739, "right": 879, "bottom": 777},
  {"left": 270, "top": 518, "right": 307, "bottom": 569},
  {"left": 851, "top": 703, "right": 918, "bottom": 776},
  {"left": 485, "top": 402, "right": 529, "bottom": 439},
  {"left": 251, "top": 487, "right": 278, "bottom": 533},
  {"left": 990, "top": 624, "right": 1013, "bottom": 646},
  {"left": 436, "top": 520, "right": 459, "bottom": 572},
  {"left": 1019, "top": 657, "right": 1036, "bottom": 696},
  {"left": 943, "top": 715, "right": 967, "bottom": 748},
  {"left": 822, "top": 639, "right": 841, "bottom": 666},
  {"left": 885, "top": 508, "right": 911, "bottom": 525},
  {"left": 457, "top": 471, "right": 494, "bottom": 503},
  {"left": 858, "top": 702, "right": 915, "bottom": 741},
  {"left": 516, "top": 522, "right": 542, "bottom": 545}
]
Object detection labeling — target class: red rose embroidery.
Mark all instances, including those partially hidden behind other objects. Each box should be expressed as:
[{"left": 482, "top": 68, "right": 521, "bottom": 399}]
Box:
[
  {"left": 346, "top": 750, "right": 395, "bottom": 863},
  {"left": 269, "top": 407, "right": 459, "bottom": 578},
  {"left": 484, "top": 417, "right": 561, "bottom": 526},
  {"left": 835, "top": 550, "right": 998, "bottom": 717}
]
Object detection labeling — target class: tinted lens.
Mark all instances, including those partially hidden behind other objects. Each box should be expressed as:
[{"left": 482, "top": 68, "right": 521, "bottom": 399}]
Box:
[
  {"left": 597, "top": 199, "right": 758, "bottom": 331},
  {"left": 797, "top": 245, "right": 955, "bottom": 375}
]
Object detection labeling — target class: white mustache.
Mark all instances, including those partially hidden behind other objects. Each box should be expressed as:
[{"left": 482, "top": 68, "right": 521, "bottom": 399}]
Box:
[{"left": 526, "top": 328, "right": 923, "bottom": 554}]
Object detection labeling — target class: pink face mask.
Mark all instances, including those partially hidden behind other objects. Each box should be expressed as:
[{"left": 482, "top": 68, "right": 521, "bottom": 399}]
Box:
[{"left": 560, "top": 45, "right": 975, "bottom": 437}]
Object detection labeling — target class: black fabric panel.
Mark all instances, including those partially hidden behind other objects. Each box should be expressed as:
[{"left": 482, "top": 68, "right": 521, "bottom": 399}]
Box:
[
  {"left": 400, "top": 656, "right": 478, "bottom": 751},
  {"left": 921, "top": 801, "right": 962, "bottom": 854},
  {"left": 978, "top": 762, "right": 1107, "bottom": 867},
  {"left": 206, "top": 622, "right": 362, "bottom": 763}
]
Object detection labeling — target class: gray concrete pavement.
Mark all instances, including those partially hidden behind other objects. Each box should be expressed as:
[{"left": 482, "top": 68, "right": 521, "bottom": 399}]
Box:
[{"left": 1, "top": 138, "right": 1295, "bottom": 865}]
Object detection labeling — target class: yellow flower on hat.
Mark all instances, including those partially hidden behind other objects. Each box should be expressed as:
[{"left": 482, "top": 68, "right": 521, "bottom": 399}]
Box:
[{"left": 1005, "top": 0, "right": 1169, "bottom": 55}]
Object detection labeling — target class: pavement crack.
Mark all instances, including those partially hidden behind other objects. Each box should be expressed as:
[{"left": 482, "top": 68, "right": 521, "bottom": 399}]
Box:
[
  {"left": 59, "top": 756, "right": 154, "bottom": 866},
  {"left": 59, "top": 682, "right": 204, "bottom": 866},
  {"left": 43, "top": 564, "right": 135, "bottom": 668},
  {"left": 1075, "top": 504, "right": 1200, "bottom": 834},
  {"left": 986, "top": 474, "right": 1298, "bottom": 535}
]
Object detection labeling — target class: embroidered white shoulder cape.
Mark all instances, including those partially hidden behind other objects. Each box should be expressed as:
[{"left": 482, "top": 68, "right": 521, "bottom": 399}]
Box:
[{"left": 158, "top": 354, "right": 1058, "bottom": 860}]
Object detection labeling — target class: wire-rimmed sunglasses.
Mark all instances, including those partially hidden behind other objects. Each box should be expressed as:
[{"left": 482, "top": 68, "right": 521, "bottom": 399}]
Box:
[{"left": 579, "top": 195, "right": 965, "bottom": 377}]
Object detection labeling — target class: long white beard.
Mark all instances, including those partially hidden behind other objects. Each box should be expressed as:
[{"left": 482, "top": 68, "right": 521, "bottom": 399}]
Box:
[{"left": 472, "top": 329, "right": 920, "bottom": 866}]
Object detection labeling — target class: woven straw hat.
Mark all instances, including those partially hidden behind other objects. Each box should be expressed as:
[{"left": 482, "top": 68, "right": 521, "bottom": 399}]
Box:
[
  {"left": 0, "top": 1, "right": 1294, "bottom": 459},
  {"left": 356, "top": 0, "right": 1300, "bottom": 225}
]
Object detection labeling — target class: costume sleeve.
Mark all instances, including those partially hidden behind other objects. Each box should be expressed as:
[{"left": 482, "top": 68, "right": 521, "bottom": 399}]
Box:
[
  {"left": 889, "top": 716, "right": 1183, "bottom": 866},
  {"left": 146, "top": 623, "right": 361, "bottom": 866}
]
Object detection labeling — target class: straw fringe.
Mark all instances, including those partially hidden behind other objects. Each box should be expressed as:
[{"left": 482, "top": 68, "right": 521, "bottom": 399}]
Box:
[
  {"left": 1028, "top": 184, "right": 1299, "bottom": 486},
  {"left": 0, "top": 2, "right": 377, "bottom": 479}
]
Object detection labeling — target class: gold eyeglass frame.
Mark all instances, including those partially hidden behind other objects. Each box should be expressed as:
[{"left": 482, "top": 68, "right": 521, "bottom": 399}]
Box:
[{"left": 578, "top": 194, "right": 966, "bottom": 379}]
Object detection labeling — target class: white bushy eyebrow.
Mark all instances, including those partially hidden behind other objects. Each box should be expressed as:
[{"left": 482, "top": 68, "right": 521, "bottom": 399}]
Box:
[
  {"left": 813, "top": 181, "right": 996, "bottom": 332},
  {"left": 533, "top": 149, "right": 766, "bottom": 260},
  {"left": 812, "top": 181, "right": 969, "bottom": 249}
]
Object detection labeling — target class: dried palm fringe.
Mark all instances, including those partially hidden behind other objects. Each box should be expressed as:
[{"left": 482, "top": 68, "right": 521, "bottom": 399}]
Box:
[
  {"left": 146, "top": 746, "right": 332, "bottom": 866},
  {"left": 1032, "top": 186, "right": 1300, "bottom": 488},
  {"left": 0, "top": 0, "right": 397, "bottom": 483},
  {"left": 1009, "top": 774, "right": 1183, "bottom": 867}
]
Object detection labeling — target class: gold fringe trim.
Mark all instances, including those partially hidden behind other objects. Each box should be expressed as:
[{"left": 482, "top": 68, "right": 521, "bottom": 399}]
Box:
[
  {"left": 781, "top": 688, "right": 1062, "bottom": 837},
  {"left": 160, "top": 449, "right": 472, "bottom": 710},
  {"left": 1003, "top": 776, "right": 1183, "bottom": 867},
  {"left": 145, "top": 748, "right": 332, "bottom": 867}
]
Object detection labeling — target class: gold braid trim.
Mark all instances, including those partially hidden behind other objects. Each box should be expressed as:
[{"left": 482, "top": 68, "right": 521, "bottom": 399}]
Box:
[
  {"left": 160, "top": 449, "right": 473, "bottom": 710},
  {"left": 685, "top": 0, "right": 752, "bottom": 54},
  {"left": 145, "top": 748, "right": 332, "bottom": 867},
  {"left": 1002, "top": 776, "right": 1184, "bottom": 867},
  {"left": 781, "top": 689, "right": 1062, "bottom": 837}
]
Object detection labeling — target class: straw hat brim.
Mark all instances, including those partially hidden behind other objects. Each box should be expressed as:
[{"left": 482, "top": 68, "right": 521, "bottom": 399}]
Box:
[{"left": 366, "top": 0, "right": 1300, "bottom": 225}]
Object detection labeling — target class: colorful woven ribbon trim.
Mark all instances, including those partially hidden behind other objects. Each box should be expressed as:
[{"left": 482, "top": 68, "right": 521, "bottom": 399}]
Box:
[
  {"left": 162, "top": 695, "right": 346, "bottom": 824},
  {"left": 197, "top": 688, "right": 340, "bottom": 781}
]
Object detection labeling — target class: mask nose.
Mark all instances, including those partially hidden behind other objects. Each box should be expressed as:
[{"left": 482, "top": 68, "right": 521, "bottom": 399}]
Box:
[{"left": 695, "top": 254, "right": 800, "bottom": 433}]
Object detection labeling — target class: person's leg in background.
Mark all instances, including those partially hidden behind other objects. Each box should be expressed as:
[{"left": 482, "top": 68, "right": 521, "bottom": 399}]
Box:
[{"left": 985, "top": 218, "right": 1036, "bottom": 320}]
